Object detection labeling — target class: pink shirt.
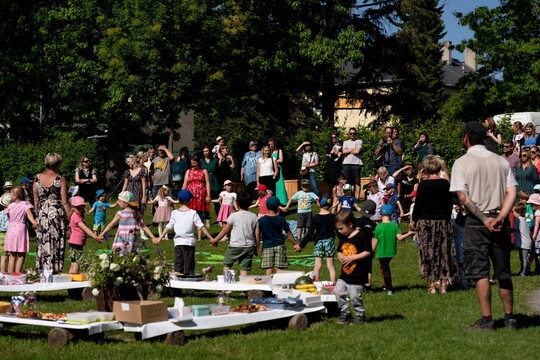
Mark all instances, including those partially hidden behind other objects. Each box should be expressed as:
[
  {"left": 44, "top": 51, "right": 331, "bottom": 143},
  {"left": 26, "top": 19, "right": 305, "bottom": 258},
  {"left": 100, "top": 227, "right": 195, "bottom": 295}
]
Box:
[
  {"left": 69, "top": 212, "right": 86, "bottom": 246},
  {"left": 258, "top": 194, "right": 270, "bottom": 218}
]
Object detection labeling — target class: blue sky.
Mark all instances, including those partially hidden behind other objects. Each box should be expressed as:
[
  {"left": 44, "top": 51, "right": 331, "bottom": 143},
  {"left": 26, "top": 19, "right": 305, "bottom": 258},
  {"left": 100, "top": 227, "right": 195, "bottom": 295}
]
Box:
[{"left": 442, "top": 0, "right": 500, "bottom": 60}]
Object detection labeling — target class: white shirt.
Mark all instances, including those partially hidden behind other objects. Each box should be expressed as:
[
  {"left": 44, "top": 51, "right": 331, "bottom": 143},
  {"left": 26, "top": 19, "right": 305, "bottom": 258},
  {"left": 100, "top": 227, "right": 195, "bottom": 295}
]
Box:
[
  {"left": 227, "top": 210, "right": 258, "bottom": 247},
  {"left": 166, "top": 208, "right": 203, "bottom": 246},
  {"left": 377, "top": 176, "right": 395, "bottom": 193},
  {"left": 342, "top": 139, "right": 363, "bottom": 166},
  {"left": 258, "top": 157, "right": 275, "bottom": 176}
]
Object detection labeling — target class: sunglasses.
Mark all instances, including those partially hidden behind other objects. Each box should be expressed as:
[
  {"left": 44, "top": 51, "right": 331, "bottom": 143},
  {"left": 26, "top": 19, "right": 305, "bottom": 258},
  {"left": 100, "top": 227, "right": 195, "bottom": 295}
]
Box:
[
  {"left": 520, "top": 154, "right": 528, "bottom": 158},
  {"left": 532, "top": 151, "right": 538, "bottom": 154},
  {"left": 82, "top": 160, "right": 90, "bottom": 163},
  {"left": 349, "top": 132, "right": 356, "bottom": 135}
]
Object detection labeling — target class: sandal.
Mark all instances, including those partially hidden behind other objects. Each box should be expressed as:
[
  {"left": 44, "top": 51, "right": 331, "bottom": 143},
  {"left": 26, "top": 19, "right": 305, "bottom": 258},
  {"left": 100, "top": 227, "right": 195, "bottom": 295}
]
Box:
[
  {"left": 428, "top": 284, "right": 437, "bottom": 294},
  {"left": 440, "top": 281, "right": 448, "bottom": 294}
]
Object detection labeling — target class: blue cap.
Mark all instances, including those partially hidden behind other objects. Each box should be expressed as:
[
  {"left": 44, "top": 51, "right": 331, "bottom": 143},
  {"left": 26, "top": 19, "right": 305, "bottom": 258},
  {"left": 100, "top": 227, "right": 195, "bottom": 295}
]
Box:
[
  {"left": 178, "top": 189, "right": 194, "bottom": 201},
  {"left": 19, "top": 177, "right": 32, "bottom": 184},
  {"left": 319, "top": 197, "right": 328, "bottom": 207},
  {"left": 380, "top": 204, "right": 393, "bottom": 216},
  {"left": 95, "top": 189, "right": 105, "bottom": 198},
  {"left": 266, "top": 196, "right": 280, "bottom": 210}
]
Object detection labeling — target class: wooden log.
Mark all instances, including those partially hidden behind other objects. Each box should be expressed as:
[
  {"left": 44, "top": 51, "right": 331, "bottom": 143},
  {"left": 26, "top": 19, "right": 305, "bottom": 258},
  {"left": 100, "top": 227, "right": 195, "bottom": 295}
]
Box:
[
  {"left": 288, "top": 313, "right": 308, "bottom": 331},
  {"left": 247, "top": 290, "right": 265, "bottom": 300},
  {"left": 81, "top": 287, "right": 95, "bottom": 301},
  {"left": 48, "top": 328, "right": 75, "bottom": 347},
  {"left": 164, "top": 331, "right": 185, "bottom": 345}
]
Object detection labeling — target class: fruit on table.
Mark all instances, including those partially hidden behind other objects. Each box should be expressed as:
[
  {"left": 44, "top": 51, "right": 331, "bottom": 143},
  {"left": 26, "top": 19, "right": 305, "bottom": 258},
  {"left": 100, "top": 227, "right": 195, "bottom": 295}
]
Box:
[
  {"left": 295, "top": 283, "right": 317, "bottom": 293},
  {"left": 293, "top": 275, "right": 313, "bottom": 287}
]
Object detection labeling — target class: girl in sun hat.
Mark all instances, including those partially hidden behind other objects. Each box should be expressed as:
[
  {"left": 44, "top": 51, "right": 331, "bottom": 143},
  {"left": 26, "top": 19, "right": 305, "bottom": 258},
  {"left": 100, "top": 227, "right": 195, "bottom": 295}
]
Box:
[
  {"left": 213, "top": 180, "right": 238, "bottom": 230},
  {"left": 100, "top": 191, "right": 155, "bottom": 256},
  {"left": 68, "top": 196, "right": 102, "bottom": 273}
]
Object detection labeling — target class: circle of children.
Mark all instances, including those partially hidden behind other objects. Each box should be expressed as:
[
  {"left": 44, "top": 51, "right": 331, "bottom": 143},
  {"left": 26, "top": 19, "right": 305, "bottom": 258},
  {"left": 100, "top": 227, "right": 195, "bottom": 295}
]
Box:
[{"left": 0, "top": 123, "right": 535, "bottom": 324}]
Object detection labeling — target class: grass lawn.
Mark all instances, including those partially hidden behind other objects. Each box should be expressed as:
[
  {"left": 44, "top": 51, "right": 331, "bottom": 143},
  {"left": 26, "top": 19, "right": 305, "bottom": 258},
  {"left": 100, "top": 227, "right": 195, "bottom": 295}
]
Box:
[{"left": 0, "top": 205, "right": 539, "bottom": 359}]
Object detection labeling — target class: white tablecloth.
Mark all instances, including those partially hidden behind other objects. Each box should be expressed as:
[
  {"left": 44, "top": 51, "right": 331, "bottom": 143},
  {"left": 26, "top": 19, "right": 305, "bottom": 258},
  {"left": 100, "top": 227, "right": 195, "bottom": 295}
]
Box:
[
  {"left": 0, "top": 315, "right": 122, "bottom": 335},
  {"left": 168, "top": 280, "right": 272, "bottom": 292},
  {"left": 0, "top": 281, "right": 90, "bottom": 293}
]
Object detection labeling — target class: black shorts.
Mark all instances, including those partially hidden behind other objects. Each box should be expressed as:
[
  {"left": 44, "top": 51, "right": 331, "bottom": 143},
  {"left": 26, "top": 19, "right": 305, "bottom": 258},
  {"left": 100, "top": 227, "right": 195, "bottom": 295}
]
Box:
[
  {"left": 343, "top": 164, "right": 362, "bottom": 185},
  {"left": 463, "top": 215, "right": 512, "bottom": 281}
]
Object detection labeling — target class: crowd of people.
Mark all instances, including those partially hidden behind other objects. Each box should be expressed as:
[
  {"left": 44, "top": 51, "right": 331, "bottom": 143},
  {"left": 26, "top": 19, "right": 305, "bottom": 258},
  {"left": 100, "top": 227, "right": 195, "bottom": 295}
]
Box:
[{"left": 0, "top": 117, "right": 533, "bottom": 331}]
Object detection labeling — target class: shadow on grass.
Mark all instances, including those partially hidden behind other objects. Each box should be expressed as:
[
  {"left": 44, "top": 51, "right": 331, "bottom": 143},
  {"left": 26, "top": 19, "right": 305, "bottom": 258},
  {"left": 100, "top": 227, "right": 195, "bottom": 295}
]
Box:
[
  {"left": 494, "top": 314, "right": 540, "bottom": 330},
  {"left": 366, "top": 314, "right": 405, "bottom": 323}
]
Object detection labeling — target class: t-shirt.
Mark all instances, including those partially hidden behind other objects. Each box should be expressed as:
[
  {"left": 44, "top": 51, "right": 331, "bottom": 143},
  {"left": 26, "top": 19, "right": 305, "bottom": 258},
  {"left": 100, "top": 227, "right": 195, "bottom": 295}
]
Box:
[
  {"left": 258, "top": 215, "right": 290, "bottom": 248},
  {"left": 300, "top": 213, "right": 335, "bottom": 248},
  {"left": 337, "top": 231, "right": 371, "bottom": 285},
  {"left": 291, "top": 191, "right": 318, "bottom": 214},
  {"left": 374, "top": 221, "right": 399, "bottom": 258},
  {"left": 227, "top": 210, "right": 258, "bottom": 247},
  {"left": 259, "top": 194, "right": 270, "bottom": 217},
  {"left": 377, "top": 176, "right": 395, "bottom": 193},
  {"left": 301, "top": 152, "right": 319, "bottom": 173},
  {"left": 399, "top": 176, "right": 419, "bottom": 197},
  {"left": 356, "top": 216, "right": 376, "bottom": 242},
  {"left": 92, "top": 201, "right": 111, "bottom": 225},
  {"left": 515, "top": 216, "right": 532, "bottom": 249},
  {"left": 152, "top": 156, "right": 172, "bottom": 186},
  {"left": 241, "top": 151, "right": 261, "bottom": 185},
  {"left": 342, "top": 139, "right": 363, "bottom": 166},
  {"left": 166, "top": 208, "right": 203, "bottom": 247},
  {"left": 220, "top": 191, "right": 237, "bottom": 206},
  {"left": 338, "top": 195, "right": 357, "bottom": 211},
  {"left": 69, "top": 212, "right": 86, "bottom": 246},
  {"left": 411, "top": 179, "right": 452, "bottom": 221}
]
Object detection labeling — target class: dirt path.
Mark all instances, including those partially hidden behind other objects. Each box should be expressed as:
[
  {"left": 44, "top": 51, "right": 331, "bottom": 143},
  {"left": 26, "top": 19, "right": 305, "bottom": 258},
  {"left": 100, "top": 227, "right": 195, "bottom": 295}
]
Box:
[{"left": 527, "top": 289, "right": 540, "bottom": 315}]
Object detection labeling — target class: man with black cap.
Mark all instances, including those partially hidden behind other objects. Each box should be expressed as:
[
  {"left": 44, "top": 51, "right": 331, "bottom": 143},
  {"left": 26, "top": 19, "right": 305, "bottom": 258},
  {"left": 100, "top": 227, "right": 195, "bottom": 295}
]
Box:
[{"left": 450, "top": 121, "right": 517, "bottom": 331}]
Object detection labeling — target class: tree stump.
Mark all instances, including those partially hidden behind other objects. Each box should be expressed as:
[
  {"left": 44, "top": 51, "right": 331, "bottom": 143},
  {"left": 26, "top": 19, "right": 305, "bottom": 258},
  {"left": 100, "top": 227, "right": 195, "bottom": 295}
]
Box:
[
  {"left": 247, "top": 290, "right": 265, "bottom": 300},
  {"left": 164, "top": 331, "right": 185, "bottom": 345},
  {"left": 288, "top": 314, "right": 308, "bottom": 331},
  {"left": 48, "top": 328, "right": 75, "bottom": 347},
  {"left": 81, "top": 287, "right": 95, "bottom": 301}
]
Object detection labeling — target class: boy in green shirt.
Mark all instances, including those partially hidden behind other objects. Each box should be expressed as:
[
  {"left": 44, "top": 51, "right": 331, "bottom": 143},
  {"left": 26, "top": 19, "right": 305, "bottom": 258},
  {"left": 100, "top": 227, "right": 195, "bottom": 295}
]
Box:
[{"left": 373, "top": 204, "right": 414, "bottom": 295}]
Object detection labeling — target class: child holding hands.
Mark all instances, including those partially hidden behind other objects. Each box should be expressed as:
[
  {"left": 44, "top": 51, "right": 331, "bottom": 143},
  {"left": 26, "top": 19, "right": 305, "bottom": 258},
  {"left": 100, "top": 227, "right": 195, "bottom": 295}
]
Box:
[{"left": 68, "top": 196, "right": 102, "bottom": 273}]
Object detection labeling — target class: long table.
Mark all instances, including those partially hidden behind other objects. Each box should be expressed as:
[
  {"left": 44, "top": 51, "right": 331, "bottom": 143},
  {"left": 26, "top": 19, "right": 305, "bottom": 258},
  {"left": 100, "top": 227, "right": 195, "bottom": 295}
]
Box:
[
  {"left": 168, "top": 279, "right": 272, "bottom": 292},
  {"left": 0, "top": 281, "right": 90, "bottom": 293}
]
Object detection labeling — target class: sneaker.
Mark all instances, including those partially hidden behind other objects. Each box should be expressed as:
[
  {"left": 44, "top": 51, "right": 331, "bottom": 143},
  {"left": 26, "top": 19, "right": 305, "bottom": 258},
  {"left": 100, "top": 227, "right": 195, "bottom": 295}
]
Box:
[
  {"left": 350, "top": 316, "right": 366, "bottom": 325},
  {"left": 337, "top": 313, "right": 350, "bottom": 325},
  {"left": 387, "top": 290, "right": 393, "bottom": 296},
  {"left": 504, "top": 317, "right": 518, "bottom": 330},
  {"left": 465, "top": 319, "right": 495, "bottom": 332}
]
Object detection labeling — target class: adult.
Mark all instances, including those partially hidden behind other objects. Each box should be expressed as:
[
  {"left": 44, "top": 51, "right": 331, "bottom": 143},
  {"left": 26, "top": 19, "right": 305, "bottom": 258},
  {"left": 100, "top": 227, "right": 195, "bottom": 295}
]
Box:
[
  {"left": 296, "top": 141, "right": 319, "bottom": 196},
  {"left": 530, "top": 145, "right": 540, "bottom": 175},
  {"left": 257, "top": 145, "right": 278, "bottom": 195},
  {"left": 172, "top": 147, "right": 190, "bottom": 198},
  {"left": 33, "top": 153, "right": 70, "bottom": 274},
  {"left": 411, "top": 132, "right": 434, "bottom": 166},
  {"left": 450, "top": 121, "right": 517, "bottom": 331},
  {"left": 212, "top": 136, "right": 226, "bottom": 155},
  {"left": 74, "top": 155, "right": 97, "bottom": 204},
  {"left": 201, "top": 145, "right": 219, "bottom": 227},
  {"left": 215, "top": 144, "right": 235, "bottom": 194},
  {"left": 483, "top": 117, "right": 502, "bottom": 154},
  {"left": 512, "top": 121, "right": 524, "bottom": 152},
  {"left": 268, "top": 138, "right": 288, "bottom": 206},
  {"left": 375, "top": 166, "right": 394, "bottom": 193},
  {"left": 324, "top": 132, "right": 343, "bottom": 187},
  {"left": 522, "top": 122, "right": 538, "bottom": 149},
  {"left": 515, "top": 149, "right": 539, "bottom": 195},
  {"left": 182, "top": 156, "right": 211, "bottom": 241},
  {"left": 392, "top": 164, "right": 419, "bottom": 217},
  {"left": 122, "top": 154, "right": 147, "bottom": 210},
  {"left": 151, "top": 145, "right": 174, "bottom": 198},
  {"left": 240, "top": 140, "right": 261, "bottom": 199},
  {"left": 410, "top": 155, "right": 454, "bottom": 294},
  {"left": 144, "top": 147, "right": 155, "bottom": 200},
  {"left": 375, "top": 126, "right": 403, "bottom": 175},
  {"left": 501, "top": 140, "right": 519, "bottom": 175},
  {"left": 342, "top": 127, "right": 363, "bottom": 199}
]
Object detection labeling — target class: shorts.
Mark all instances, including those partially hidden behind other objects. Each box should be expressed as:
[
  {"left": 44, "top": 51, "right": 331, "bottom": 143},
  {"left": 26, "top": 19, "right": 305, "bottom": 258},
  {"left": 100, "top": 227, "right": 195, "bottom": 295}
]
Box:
[
  {"left": 343, "top": 164, "right": 362, "bottom": 185},
  {"left": 313, "top": 239, "right": 336, "bottom": 258},
  {"left": 68, "top": 243, "right": 84, "bottom": 263},
  {"left": 261, "top": 245, "right": 288, "bottom": 269},
  {"left": 223, "top": 246, "right": 255, "bottom": 271},
  {"left": 0, "top": 232, "right": 5, "bottom": 256},
  {"left": 463, "top": 215, "right": 512, "bottom": 280},
  {"left": 93, "top": 223, "right": 104, "bottom": 233},
  {"left": 296, "top": 212, "right": 312, "bottom": 228}
]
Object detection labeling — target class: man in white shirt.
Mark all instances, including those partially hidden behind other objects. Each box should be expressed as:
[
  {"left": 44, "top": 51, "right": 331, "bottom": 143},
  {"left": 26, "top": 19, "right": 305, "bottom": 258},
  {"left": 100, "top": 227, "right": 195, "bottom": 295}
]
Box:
[{"left": 342, "top": 127, "right": 363, "bottom": 199}]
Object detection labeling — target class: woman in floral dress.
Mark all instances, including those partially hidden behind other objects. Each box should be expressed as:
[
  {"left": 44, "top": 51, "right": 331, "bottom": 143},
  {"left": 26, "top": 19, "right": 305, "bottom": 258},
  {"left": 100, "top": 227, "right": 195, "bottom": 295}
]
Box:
[
  {"left": 182, "top": 156, "right": 210, "bottom": 241},
  {"left": 122, "top": 154, "right": 147, "bottom": 210},
  {"left": 33, "top": 153, "right": 70, "bottom": 273}
]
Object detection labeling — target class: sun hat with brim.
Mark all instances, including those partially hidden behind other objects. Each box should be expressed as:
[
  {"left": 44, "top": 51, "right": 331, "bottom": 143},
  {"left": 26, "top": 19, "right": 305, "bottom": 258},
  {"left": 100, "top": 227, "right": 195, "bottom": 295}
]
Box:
[
  {"left": 177, "top": 189, "right": 194, "bottom": 201},
  {"left": 527, "top": 193, "right": 540, "bottom": 206},
  {"left": 534, "top": 184, "right": 540, "bottom": 191},
  {"left": 3, "top": 181, "right": 12, "bottom": 189},
  {"left": 70, "top": 196, "right": 86, "bottom": 207},
  {"left": 95, "top": 189, "right": 106, "bottom": 199},
  {"left": 0, "top": 193, "right": 11, "bottom": 208},
  {"left": 380, "top": 204, "right": 394, "bottom": 216},
  {"left": 118, "top": 191, "right": 139, "bottom": 207}
]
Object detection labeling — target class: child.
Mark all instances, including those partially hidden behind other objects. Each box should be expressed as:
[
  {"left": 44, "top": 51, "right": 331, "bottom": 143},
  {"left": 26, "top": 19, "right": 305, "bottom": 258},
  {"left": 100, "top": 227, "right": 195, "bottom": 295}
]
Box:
[
  {"left": 257, "top": 196, "right": 298, "bottom": 275},
  {"left": 332, "top": 175, "right": 347, "bottom": 214},
  {"left": 373, "top": 204, "right": 414, "bottom": 295},
  {"left": 213, "top": 180, "right": 238, "bottom": 230},
  {"left": 210, "top": 191, "right": 258, "bottom": 275},
  {"left": 249, "top": 184, "right": 271, "bottom": 218},
  {"left": 513, "top": 201, "right": 533, "bottom": 276},
  {"left": 100, "top": 191, "right": 155, "bottom": 256},
  {"left": 154, "top": 189, "right": 214, "bottom": 274},
  {"left": 87, "top": 189, "right": 117, "bottom": 234},
  {"left": 527, "top": 193, "right": 540, "bottom": 274},
  {"left": 336, "top": 184, "right": 361, "bottom": 213},
  {"left": 68, "top": 196, "right": 102, "bottom": 273},
  {"left": 517, "top": 191, "right": 534, "bottom": 228},
  {"left": 355, "top": 200, "right": 377, "bottom": 290},
  {"left": 4, "top": 187, "right": 37, "bottom": 274},
  {"left": 333, "top": 209, "right": 372, "bottom": 325},
  {"left": 366, "top": 181, "right": 384, "bottom": 218},
  {"left": 295, "top": 195, "right": 337, "bottom": 284},
  {"left": 283, "top": 179, "right": 319, "bottom": 241},
  {"left": 0, "top": 190, "right": 11, "bottom": 273},
  {"left": 149, "top": 185, "right": 178, "bottom": 237},
  {"left": 383, "top": 183, "right": 401, "bottom": 224}
]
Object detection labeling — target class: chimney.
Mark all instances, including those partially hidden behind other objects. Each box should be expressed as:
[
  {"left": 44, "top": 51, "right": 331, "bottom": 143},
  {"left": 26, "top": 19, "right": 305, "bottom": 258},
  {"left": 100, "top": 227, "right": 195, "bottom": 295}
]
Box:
[
  {"left": 464, "top": 47, "right": 477, "bottom": 70},
  {"left": 441, "top": 41, "right": 452, "bottom": 64}
]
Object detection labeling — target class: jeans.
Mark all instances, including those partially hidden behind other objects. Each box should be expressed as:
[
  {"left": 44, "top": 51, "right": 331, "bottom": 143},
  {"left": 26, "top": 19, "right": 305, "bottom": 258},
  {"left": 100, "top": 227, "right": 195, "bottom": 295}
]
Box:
[
  {"left": 304, "top": 171, "right": 319, "bottom": 196},
  {"left": 335, "top": 279, "right": 365, "bottom": 319}
]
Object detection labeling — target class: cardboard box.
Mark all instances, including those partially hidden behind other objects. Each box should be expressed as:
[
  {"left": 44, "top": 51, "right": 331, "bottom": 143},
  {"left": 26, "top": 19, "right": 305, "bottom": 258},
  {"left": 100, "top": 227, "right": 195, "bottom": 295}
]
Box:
[{"left": 113, "top": 300, "right": 168, "bottom": 325}]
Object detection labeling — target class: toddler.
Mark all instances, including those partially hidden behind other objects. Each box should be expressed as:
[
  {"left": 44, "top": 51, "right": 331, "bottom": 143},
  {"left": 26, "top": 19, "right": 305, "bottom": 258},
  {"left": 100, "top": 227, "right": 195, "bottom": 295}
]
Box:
[
  {"left": 283, "top": 179, "right": 319, "bottom": 241},
  {"left": 213, "top": 180, "right": 238, "bottom": 230},
  {"left": 335, "top": 184, "right": 361, "bottom": 213},
  {"left": 68, "top": 196, "right": 102, "bottom": 273},
  {"left": 87, "top": 189, "right": 117, "bottom": 234},
  {"left": 249, "top": 184, "right": 271, "bottom": 218},
  {"left": 150, "top": 185, "right": 178, "bottom": 237}
]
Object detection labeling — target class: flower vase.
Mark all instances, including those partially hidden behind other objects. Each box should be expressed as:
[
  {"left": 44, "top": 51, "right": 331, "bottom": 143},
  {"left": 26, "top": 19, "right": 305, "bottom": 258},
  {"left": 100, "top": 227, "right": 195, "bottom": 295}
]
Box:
[{"left": 204, "top": 273, "right": 212, "bottom": 282}]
